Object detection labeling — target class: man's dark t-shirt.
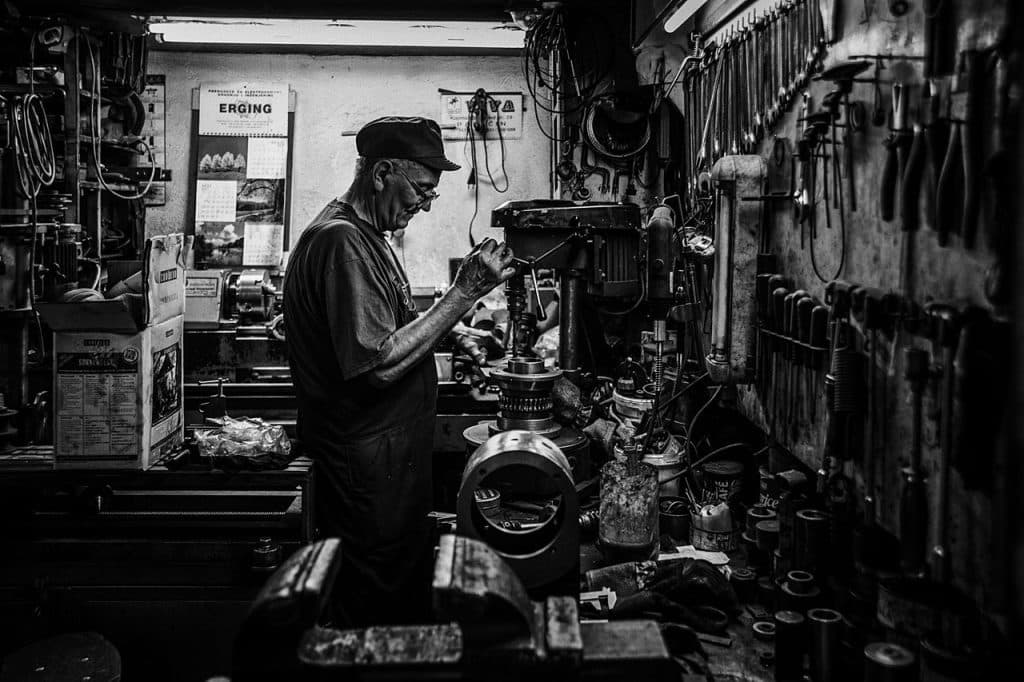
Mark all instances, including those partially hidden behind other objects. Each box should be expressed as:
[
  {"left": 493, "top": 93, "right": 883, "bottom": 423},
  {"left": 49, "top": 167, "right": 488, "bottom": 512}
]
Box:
[
  {"left": 283, "top": 200, "right": 437, "bottom": 625},
  {"left": 284, "top": 200, "right": 436, "bottom": 439}
]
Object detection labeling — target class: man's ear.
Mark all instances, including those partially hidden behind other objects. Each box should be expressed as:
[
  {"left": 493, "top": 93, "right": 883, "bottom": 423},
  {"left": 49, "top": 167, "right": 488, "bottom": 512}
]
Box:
[{"left": 371, "top": 160, "right": 391, "bottom": 192}]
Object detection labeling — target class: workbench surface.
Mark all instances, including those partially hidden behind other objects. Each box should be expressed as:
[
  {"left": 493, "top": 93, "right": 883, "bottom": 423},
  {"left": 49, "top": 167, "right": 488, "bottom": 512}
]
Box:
[{"left": 580, "top": 540, "right": 774, "bottom": 681}]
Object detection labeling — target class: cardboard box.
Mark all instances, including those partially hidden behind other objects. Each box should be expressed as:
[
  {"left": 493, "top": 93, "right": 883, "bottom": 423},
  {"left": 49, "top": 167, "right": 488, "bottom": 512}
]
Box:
[
  {"left": 38, "top": 234, "right": 191, "bottom": 469},
  {"left": 185, "top": 269, "right": 226, "bottom": 329},
  {"left": 52, "top": 316, "right": 184, "bottom": 469}
]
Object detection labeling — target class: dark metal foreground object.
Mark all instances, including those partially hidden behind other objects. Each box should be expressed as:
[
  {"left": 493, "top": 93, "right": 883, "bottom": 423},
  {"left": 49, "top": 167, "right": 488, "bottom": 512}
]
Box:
[
  {"left": 295, "top": 535, "right": 673, "bottom": 681},
  {"left": 456, "top": 431, "right": 579, "bottom": 591}
]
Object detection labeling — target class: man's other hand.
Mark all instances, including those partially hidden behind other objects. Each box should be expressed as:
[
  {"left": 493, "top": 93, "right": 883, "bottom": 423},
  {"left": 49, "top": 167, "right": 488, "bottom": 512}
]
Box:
[{"left": 453, "top": 238, "right": 517, "bottom": 300}]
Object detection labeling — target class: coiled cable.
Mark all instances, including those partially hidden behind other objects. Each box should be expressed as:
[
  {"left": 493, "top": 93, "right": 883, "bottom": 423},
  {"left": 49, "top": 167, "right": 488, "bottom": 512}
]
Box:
[{"left": 10, "top": 93, "right": 57, "bottom": 198}]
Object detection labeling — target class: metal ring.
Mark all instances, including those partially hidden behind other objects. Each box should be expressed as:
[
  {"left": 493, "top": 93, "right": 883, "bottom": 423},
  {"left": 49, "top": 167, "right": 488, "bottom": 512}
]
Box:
[{"left": 456, "top": 431, "right": 578, "bottom": 589}]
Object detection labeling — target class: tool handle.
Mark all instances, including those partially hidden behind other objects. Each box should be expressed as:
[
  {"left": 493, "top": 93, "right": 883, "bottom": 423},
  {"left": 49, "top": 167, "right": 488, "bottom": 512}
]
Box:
[
  {"left": 900, "top": 125, "right": 927, "bottom": 232},
  {"left": 934, "top": 124, "right": 962, "bottom": 246},
  {"left": 810, "top": 305, "right": 829, "bottom": 369},
  {"left": 880, "top": 137, "right": 900, "bottom": 221},
  {"left": 899, "top": 467, "right": 928, "bottom": 575},
  {"left": 784, "top": 293, "right": 797, "bottom": 360},
  {"left": 798, "top": 297, "right": 814, "bottom": 365},
  {"left": 772, "top": 288, "right": 789, "bottom": 337},
  {"left": 756, "top": 274, "right": 772, "bottom": 320},
  {"left": 960, "top": 50, "right": 984, "bottom": 248}
]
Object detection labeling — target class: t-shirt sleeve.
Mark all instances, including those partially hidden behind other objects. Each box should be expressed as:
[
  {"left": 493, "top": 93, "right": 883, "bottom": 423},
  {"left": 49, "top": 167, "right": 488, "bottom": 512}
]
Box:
[{"left": 321, "top": 231, "right": 397, "bottom": 380}]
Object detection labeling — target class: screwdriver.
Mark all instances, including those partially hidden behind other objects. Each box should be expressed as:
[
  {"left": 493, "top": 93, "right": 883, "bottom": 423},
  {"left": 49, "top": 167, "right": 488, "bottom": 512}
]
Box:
[
  {"left": 900, "top": 347, "right": 930, "bottom": 577},
  {"left": 771, "top": 287, "right": 790, "bottom": 435},
  {"left": 797, "top": 296, "right": 815, "bottom": 425},
  {"left": 809, "top": 303, "right": 829, "bottom": 424}
]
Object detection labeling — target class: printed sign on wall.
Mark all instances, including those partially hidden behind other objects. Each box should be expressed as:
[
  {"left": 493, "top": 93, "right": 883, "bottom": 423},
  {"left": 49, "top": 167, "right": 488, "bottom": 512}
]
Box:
[
  {"left": 193, "top": 82, "right": 291, "bottom": 267},
  {"left": 199, "top": 82, "right": 288, "bottom": 137},
  {"left": 439, "top": 92, "right": 524, "bottom": 140}
]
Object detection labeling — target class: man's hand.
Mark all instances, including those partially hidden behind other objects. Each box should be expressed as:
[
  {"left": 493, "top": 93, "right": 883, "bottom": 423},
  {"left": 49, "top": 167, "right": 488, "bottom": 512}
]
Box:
[{"left": 453, "top": 238, "right": 517, "bottom": 300}]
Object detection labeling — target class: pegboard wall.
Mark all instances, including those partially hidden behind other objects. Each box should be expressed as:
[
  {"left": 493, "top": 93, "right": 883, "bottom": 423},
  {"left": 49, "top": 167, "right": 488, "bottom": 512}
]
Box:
[{"left": 635, "top": 0, "right": 1014, "bottom": 626}]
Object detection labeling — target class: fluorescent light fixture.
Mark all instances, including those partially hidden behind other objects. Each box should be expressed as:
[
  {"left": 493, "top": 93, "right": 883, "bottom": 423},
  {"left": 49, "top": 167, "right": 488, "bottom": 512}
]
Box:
[
  {"left": 663, "top": 0, "right": 708, "bottom": 33},
  {"left": 147, "top": 17, "right": 525, "bottom": 49}
]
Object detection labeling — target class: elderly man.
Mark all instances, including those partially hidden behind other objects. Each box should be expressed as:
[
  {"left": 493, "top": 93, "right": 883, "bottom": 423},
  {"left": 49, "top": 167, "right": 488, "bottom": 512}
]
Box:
[{"left": 283, "top": 116, "right": 515, "bottom": 626}]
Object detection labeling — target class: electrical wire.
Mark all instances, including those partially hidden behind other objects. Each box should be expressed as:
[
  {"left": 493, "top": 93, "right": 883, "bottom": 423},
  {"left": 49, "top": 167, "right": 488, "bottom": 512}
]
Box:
[
  {"left": 84, "top": 36, "right": 157, "bottom": 201},
  {"left": 594, "top": 265, "right": 647, "bottom": 316},
  {"left": 683, "top": 384, "right": 724, "bottom": 454},
  {"left": 661, "top": 443, "right": 772, "bottom": 487}
]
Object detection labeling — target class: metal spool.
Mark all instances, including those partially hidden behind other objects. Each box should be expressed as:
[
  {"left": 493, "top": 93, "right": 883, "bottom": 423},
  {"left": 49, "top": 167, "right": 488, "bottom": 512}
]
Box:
[
  {"left": 489, "top": 357, "right": 562, "bottom": 433},
  {"left": 456, "top": 431, "right": 579, "bottom": 590}
]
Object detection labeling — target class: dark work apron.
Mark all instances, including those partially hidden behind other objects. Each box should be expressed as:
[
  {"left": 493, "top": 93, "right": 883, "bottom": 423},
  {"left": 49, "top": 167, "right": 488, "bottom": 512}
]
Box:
[{"left": 311, "top": 229, "right": 439, "bottom": 627}]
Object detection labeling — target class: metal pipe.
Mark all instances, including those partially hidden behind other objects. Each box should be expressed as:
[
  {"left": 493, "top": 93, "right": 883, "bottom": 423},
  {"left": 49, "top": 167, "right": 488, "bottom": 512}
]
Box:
[{"left": 559, "top": 272, "right": 582, "bottom": 376}]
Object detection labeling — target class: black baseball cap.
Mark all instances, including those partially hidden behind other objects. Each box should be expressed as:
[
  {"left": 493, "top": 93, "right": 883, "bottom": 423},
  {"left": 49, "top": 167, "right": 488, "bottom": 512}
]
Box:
[{"left": 356, "top": 116, "right": 461, "bottom": 172}]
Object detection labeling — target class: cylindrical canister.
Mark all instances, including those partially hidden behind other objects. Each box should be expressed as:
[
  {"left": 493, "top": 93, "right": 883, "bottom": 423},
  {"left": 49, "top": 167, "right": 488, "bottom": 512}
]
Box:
[
  {"left": 774, "top": 610, "right": 807, "bottom": 681},
  {"left": 863, "top": 642, "right": 916, "bottom": 682},
  {"left": 795, "top": 508, "right": 830, "bottom": 576},
  {"left": 701, "top": 459, "right": 744, "bottom": 503},
  {"left": 781, "top": 570, "right": 821, "bottom": 613},
  {"left": 756, "top": 519, "right": 781, "bottom": 552},
  {"left": 746, "top": 505, "right": 777, "bottom": 539},
  {"left": 598, "top": 460, "right": 660, "bottom": 560},
  {"left": 691, "top": 502, "right": 738, "bottom": 552},
  {"left": 808, "top": 608, "right": 843, "bottom": 682}
]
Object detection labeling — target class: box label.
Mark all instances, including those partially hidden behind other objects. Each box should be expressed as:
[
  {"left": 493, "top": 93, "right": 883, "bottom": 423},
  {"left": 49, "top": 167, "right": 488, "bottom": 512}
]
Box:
[{"left": 56, "top": 347, "right": 140, "bottom": 460}]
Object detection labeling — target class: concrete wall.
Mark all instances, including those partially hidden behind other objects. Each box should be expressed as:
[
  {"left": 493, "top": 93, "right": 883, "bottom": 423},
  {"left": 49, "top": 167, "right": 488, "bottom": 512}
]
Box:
[{"left": 146, "top": 51, "right": 551, "bottom": 287}]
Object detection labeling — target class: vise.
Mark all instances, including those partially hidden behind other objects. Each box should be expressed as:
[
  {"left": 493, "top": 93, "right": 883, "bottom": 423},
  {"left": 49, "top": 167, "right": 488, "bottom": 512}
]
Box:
[{"left": 233, "top": 535, "right": 673, "bottom": 681}]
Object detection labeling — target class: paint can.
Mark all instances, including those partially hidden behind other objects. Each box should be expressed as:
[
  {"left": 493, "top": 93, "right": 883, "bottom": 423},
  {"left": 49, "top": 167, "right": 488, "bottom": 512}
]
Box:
[{"left": 700, "top": 459, "right": 744, "bottom": 503}]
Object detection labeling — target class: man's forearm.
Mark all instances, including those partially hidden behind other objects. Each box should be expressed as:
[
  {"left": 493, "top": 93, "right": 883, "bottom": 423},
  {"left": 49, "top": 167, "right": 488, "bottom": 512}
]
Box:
[{"left": 369, "top": 287, "right": 474, "bottom": 386}]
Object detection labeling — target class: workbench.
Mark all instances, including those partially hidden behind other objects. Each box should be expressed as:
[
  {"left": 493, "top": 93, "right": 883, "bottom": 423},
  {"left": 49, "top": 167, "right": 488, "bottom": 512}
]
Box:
[
  {"left": 580, "top": 540, "right": 775, "bottom": 681},
  {"left": 0, "top": 454, "right": 313, "bottom": 680}
]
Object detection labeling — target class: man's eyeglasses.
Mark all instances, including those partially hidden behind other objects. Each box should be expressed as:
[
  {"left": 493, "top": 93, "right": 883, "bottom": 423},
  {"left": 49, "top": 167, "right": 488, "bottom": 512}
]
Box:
[{"left": 391, "top": 164, "right": 439, "bottom": 209}]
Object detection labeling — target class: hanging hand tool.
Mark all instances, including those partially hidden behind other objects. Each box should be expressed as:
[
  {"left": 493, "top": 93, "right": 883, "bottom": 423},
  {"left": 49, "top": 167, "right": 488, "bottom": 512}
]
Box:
[
  {"left": 923, "top": 303, "right": 959, "bottom": 584},
  {"left": 809, "top": 303, "right": 828, "bottom": 424},
  {"left": 958, "top": 49, "right": 985, "bottom": 249},
  {"left": 771, "top": 286, "right": 791, "bottom": 436},
  {"left": 870, "top": 59, "right": 887, "bottom": 126},
  {"left": 900, "top": 102, "right": 928, "bottom": 233},
  {"left": 797, "top": 296, "right": 815, "bottom": 426},
  {"left": 880, "top": 82, "right": 910, "bottom": 221},
  {"left": 900, "top": 347, "right": 929, "bottom": 577},
  {"left": 785, "top": 289, "right": 809, "bottom": 435},
  {"left": 921, "top": 80, "right": 946, "bottom": 225},
  {"left": 783, "top": 290, "right": 799, "bottom": 433},
  {"left": 951, "top": 308, "right": 1009, "bottom": 492},
  {"left": 984, "top": 48, "right": 1011, "bottom": 307},
  {"left": 851, "top": 286, "right": 887, "bottom": 526},
  {"left": 756, "top": 273, "right": 774, "bottom": 399},
  {"left": 934, "top": 110, "right": 963, "bottom": 246}
]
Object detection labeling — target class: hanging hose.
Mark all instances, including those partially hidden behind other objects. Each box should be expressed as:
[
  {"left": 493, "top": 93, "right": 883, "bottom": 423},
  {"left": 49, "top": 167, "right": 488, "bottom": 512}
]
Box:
[{"left": 10, "top": 93, "right": 57, "bottom": 198}]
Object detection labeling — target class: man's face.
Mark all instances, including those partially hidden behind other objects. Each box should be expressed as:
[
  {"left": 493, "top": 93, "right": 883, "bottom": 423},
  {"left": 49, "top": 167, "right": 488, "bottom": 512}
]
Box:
[{"left": 378, "top": 161, "right": 441, "bottom": 231}]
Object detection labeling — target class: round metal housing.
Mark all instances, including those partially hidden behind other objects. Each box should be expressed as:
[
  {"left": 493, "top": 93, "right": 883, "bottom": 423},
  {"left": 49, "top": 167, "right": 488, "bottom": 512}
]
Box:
[
  {"left": 456, "top": 430, "right": 578, "bottom": 590},
  {"left": 489, "top": 357, "right": 562, "bottom": 432}
]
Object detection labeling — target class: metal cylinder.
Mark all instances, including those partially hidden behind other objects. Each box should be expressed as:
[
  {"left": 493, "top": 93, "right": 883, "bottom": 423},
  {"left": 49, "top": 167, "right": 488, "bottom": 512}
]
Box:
[
  {"left": 863, "top": 642, "right": 916, "bottom": 682},
  {"left": 456, "top": 431, "right": 579, "bottom": 589},
  {"left": 781, "top": 570, "right": 821, "bottom": 613},
  {"left": 808, "top": 608, "right": 843, "bottom": 682},
  {"left": 730, "top": 567, "right": 758, "bottom": 603},
  {"left": 490, "top": 357, "right": 563, "bottom": 432},
  {"left": 774, "top": 610, "right": 807, "bottom": 681},
  {"left": 746, "top": 505, "right": 777, "bottom": 538},
  {"left": 795, "top": 508, "right": 830, "bottom": 576},
  {"left": 756, "top": 519, "right": 781, "bottom": 552},
  {"left": 559, "top": 273, "right": 581, "bottom": 375}
]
